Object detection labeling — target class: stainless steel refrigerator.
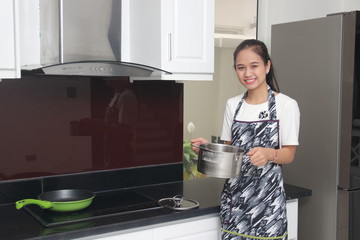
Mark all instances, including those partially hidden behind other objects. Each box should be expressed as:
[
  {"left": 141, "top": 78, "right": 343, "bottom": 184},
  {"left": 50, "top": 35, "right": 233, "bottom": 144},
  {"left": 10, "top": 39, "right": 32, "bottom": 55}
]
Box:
[{"left": 271, "top": 11, "right": 360, "bottom": 240}]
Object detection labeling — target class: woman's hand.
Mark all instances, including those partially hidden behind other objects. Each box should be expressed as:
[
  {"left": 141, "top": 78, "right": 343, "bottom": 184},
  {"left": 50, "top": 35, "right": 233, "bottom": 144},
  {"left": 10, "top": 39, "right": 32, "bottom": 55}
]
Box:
[
  {"left": 247, "top": 147, "right": 275, "bottom": 167},
  {"left": 248, "top": 146, "right": 297, "bottom": 166},
  {"left": 191, "top": 137, "right": 209, "bottom": 154}
]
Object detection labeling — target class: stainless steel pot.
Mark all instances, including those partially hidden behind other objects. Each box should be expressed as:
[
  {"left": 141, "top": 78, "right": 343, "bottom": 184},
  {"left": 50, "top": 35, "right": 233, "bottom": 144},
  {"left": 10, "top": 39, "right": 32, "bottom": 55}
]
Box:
[{"left": 197, "top": 143, "right": 243, "bottom": 178}]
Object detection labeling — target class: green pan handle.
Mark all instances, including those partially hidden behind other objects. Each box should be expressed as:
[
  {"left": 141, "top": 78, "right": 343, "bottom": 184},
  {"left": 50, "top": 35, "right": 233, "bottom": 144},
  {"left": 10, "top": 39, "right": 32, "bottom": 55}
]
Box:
[{"left": 16, "top": 199, "right": 53, "bottom": 210}]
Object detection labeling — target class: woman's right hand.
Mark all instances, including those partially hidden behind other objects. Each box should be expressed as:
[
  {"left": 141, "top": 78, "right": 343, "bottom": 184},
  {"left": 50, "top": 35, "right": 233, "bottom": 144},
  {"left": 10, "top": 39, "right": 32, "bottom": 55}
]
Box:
[{"left": 191, "top": 137, "right": 209, "bottom": 154}]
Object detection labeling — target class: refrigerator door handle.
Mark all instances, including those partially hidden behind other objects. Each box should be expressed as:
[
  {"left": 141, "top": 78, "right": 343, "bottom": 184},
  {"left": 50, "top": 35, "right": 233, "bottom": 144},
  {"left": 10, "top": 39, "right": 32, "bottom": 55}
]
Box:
[{"left": 338, "top": 186, "right": 360, "bottom": 191}]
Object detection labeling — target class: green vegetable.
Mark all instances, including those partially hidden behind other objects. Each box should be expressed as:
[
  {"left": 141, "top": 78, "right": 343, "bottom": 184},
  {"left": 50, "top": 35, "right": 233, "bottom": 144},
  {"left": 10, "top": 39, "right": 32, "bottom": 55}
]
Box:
[{"left": 183, "top": 140, "right": 204, "bottom": 180}]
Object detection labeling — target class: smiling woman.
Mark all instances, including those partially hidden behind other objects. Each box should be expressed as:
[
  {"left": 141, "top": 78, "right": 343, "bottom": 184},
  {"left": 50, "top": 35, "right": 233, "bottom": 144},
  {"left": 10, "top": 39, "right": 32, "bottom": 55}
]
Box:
[{"left": 191, "top": 39, "right": 300, "bottom": 240}]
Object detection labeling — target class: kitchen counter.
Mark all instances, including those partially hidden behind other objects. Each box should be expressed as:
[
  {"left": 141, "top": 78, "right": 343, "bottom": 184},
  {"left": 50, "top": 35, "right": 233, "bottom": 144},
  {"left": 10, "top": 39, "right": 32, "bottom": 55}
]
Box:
[{"left": 0, "top": 177, "right": 311, "bottom": 240}]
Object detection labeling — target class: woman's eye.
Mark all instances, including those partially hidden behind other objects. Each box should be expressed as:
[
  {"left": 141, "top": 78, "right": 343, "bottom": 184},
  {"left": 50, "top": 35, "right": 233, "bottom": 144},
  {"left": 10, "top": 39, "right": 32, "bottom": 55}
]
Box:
[
  {"left": 237, "top": 66, "right": 245, "bottom": 71},
  {"left": 251, "top": 65, "right": 258, "bottom": 68}
]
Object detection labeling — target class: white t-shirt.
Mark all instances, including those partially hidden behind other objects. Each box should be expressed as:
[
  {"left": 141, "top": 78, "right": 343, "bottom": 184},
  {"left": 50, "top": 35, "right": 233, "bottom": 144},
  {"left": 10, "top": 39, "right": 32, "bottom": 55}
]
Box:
[{"left": 221, "top": 93, "right": 300, "bottom": 146}]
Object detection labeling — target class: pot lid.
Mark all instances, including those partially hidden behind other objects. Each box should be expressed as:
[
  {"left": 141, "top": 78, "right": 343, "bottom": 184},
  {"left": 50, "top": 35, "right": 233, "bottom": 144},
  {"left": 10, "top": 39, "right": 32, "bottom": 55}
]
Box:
[{"left": 158, "top": 195, "right": 199, "bottom": 211}]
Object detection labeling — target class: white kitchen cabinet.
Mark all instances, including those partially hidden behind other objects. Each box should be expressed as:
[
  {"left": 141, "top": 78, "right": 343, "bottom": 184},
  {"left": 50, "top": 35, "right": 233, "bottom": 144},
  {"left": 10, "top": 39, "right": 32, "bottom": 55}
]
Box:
[
  {"left": 77, "top": 200, "right": 298, "bottom": 240},
  {"left": 88, "top": 229, "right": 153, "bottom": 240},
  {"left": 286, "top": 199, "right": 298, "bottom": 240},
  {"left": 75, "top": 215, "right": 220, "bottom": 240},
  {"left": 122, "top": 0, "right": 214, "bottom": 81},
  {"left": 0, "top": 0, "right": 20, "bottom": 79},
  {"left": 153, "top": 216, "right": 220, "bottom": 240},
  {"left": 151, "top": 200, "right": 298, "bottom": 240}
]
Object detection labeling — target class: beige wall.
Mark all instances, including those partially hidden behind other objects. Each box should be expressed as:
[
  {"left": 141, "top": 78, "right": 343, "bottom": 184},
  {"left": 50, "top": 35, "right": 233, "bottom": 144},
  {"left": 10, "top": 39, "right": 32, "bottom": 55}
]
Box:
[
  {"left": 215, "top": 0, "right": 256, "bottom": 37},
  {"left": 183, "top": 0, "right": 255, "bottom": 142},
  {"left": 183, "top": 47, "right": 245, "bottom": 141}
]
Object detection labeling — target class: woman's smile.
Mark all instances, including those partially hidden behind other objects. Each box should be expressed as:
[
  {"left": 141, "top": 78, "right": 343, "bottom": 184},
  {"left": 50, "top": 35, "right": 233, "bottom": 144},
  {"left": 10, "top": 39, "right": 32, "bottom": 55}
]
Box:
[{"left": 244, "top": 77, "right": 256, "bottom": 84}]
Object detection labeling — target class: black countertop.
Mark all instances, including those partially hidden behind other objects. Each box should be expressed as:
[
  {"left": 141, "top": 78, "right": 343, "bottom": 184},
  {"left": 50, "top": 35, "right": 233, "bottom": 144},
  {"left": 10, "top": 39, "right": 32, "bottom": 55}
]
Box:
[{"left": 0, "top": 177, "right": 311, "bottom": 240}]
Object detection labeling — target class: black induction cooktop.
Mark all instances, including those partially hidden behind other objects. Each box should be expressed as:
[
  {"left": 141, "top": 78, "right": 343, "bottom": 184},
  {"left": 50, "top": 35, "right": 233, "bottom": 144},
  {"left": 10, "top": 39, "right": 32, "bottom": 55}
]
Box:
[{"left": 24, "top": 190, "right": 161, "bottom": 227}]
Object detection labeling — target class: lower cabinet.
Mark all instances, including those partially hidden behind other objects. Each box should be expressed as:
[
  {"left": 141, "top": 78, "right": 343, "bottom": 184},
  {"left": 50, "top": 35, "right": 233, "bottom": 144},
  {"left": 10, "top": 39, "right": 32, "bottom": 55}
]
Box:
[
  {"left": 82, "top": 200, "right": 298, "bottom": 240},
  {"left": 89, "top": 229, "right": 153, "bottom": 240},
  {"left": 80, "top": 216, "right": 220, "bottom": 240},
  {"left": 287, "top": 199, "right": 299, "bottom": 240},
  {"left": 153, "top": 216, "right": 220, "bottom": 240}
]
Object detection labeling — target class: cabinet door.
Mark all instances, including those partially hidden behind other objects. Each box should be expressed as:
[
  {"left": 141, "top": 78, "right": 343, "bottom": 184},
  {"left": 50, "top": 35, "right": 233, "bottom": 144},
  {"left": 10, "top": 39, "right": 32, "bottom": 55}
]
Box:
[
  {"left": 0, "top": 0, "right": 20, "bottom": 79},
  {"left": 154, "top": 216, "right": 220, "bottom": 240},
  {"left": 287, "top": 199, "right": 298, "bottom": 240},
  {"left": 88, "top": 229, "right": 153, "bottom": 240},
  {"left": 162, "top": 0, "right": 214, "bottom": 74},
  {"left": 124, "top": 0, "right": 214, "bottom": 81}
]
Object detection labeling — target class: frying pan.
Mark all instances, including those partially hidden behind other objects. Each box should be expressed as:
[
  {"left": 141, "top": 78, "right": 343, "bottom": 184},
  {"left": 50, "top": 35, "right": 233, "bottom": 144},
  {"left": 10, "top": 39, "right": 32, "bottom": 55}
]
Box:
[{"left": 15, "top": 189, "right": 95, "bottom": 212}]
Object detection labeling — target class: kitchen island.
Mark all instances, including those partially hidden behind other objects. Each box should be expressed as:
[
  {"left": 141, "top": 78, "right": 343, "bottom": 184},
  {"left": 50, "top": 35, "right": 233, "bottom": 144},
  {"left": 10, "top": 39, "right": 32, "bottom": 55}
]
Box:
[{"left": 0, "top": 177, "right": 311, "bottom": 240}]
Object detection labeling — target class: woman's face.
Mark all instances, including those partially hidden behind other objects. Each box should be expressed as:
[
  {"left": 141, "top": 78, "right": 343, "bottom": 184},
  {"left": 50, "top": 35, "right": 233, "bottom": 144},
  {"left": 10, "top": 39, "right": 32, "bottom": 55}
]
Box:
[{"left": 234, "top": 48, "right": 270, "bottom": 91}]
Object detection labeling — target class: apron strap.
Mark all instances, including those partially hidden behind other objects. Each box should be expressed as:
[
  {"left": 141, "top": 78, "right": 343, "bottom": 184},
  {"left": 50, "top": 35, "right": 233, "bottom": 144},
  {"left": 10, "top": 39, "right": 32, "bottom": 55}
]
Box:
[{"left": 268, "top": 87, "right": 277, "bottom": 120}]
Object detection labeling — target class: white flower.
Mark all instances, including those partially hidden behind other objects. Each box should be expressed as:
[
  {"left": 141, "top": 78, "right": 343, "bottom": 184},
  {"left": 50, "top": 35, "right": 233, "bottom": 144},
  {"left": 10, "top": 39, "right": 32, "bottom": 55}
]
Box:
[{"left": 187, "top": 122, "right": 195, "bottom": 133}]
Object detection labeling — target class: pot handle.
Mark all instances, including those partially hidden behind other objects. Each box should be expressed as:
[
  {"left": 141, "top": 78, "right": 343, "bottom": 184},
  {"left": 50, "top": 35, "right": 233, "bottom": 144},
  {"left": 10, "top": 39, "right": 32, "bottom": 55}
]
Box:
[
  {"left": 191, "top": 144, "right": 200, "bottom": 154},
  {"left": 16, "top": 199, "right": 53, "bottom": 210}
]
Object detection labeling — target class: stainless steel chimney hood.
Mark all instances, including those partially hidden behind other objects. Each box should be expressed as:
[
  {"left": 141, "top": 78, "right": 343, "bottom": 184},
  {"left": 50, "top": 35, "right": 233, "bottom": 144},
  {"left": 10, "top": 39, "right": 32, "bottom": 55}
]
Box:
[
  {"left": 22, "top": 61, "right": 171, "bottom": 77},
  {"left": 21, "top": 0, "right": 170, "bottom": 78}
]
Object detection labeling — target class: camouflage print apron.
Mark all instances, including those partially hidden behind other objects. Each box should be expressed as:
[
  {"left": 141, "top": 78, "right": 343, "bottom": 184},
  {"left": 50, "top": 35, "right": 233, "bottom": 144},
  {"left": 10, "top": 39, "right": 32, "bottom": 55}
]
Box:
[{"left": 220, "top": 86, "right": 287, "bottom": 240}]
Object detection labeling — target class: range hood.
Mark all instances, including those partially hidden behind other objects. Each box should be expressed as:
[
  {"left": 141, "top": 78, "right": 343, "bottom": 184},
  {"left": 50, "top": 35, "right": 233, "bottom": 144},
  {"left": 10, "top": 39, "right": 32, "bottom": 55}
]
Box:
[
  {"left": 22, "top": 61, "right": 171, "bottom": 77},
  {"left": 20, "top": 0, "right": 170, "bottom": 78}
]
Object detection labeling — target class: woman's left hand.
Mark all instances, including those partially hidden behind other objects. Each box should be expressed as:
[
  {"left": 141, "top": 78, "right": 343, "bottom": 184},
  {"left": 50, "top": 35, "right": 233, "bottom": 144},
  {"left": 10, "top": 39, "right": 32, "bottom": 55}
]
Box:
[{"left": 247, "top": 147, "right": 274, "bottom": 167}]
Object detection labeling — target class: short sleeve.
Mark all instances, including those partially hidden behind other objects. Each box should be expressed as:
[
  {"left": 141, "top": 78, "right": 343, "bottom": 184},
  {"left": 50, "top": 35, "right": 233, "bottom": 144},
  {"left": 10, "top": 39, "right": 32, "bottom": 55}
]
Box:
[{"left": 279, "top": 98, "right": 300, "bottom": 146}]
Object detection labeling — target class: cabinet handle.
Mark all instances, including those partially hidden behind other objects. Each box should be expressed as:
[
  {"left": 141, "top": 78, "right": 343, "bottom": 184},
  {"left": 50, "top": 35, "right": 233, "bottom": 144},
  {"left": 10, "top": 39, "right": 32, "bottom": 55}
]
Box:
[
  {"left": 168, "top": 33, "right": 172, "bottom": 61},
  {"left": 59, "top": 0, "right": 64, "bottom": 63}
]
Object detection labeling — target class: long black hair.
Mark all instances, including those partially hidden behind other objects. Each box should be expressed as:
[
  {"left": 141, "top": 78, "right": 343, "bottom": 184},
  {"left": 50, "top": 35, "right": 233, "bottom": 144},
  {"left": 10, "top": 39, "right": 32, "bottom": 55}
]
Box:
[{"left": 233, "top": 39, "right": 280, "bottom": 92}]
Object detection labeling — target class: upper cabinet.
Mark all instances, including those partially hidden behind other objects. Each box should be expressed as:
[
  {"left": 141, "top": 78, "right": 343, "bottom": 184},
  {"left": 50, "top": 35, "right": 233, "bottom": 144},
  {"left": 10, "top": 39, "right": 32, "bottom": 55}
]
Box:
[
  {"left": 0, "top": 0, "right": 20, "bottom": 79},
  {"left": 122, "top": 0, "right": 215, "bottom": 81},
  {"left": 2, "top": 0, "right": 214, "bottom": 81}
]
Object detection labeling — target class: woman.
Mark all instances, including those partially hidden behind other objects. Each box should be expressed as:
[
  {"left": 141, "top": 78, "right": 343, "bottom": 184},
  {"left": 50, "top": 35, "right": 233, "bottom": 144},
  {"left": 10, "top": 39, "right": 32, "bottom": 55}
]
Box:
[{"left": 192, "top": 39, "right": 300, "bottom": 240}]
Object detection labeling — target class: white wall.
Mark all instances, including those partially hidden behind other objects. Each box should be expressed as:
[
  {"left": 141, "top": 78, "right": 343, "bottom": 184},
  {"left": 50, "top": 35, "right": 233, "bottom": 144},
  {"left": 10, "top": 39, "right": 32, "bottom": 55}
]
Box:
[
  {"left": 215, "top": 0, "right": 256, "bottom": 36},
  {"left": 258, "top": 0, "right": 360, "bottom": 51},
  {"left": 183, "top": 0, "right": 254, "bottom": 142},
  {"left": 183, "top": 47, "right": 244, "bottom": 141}
]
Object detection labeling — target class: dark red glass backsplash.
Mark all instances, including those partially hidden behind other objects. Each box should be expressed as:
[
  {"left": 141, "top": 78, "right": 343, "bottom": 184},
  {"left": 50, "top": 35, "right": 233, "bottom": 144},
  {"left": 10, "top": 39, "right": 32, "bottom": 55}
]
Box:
[{"left": 0, "top": 76, "right": 183, "bottom": 181}]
